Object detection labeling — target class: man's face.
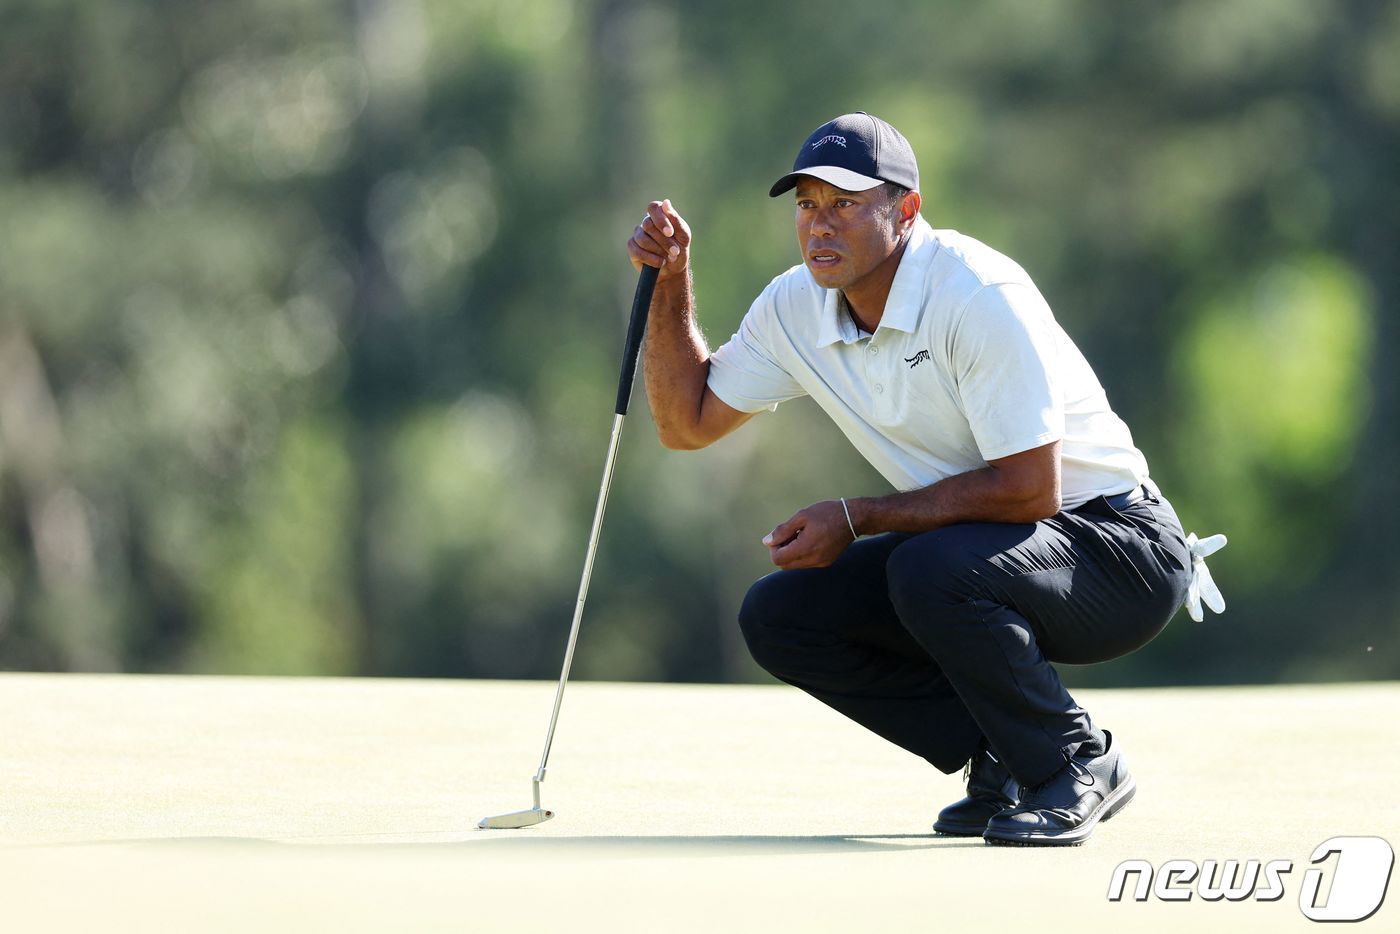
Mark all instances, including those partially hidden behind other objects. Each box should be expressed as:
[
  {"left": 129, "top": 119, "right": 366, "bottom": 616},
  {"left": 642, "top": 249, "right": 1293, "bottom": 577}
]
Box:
[{"left": 794, "top": 177, "right": 901, "bottom": 291}]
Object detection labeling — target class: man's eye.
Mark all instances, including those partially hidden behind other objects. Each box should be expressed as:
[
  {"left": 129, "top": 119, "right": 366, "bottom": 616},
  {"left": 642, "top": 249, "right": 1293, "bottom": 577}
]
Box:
[{"left": 836, "top": 200, "right": 854, "bottom": 208}]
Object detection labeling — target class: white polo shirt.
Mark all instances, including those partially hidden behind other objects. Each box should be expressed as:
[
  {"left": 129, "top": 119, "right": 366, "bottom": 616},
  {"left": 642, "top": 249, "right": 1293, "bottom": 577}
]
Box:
[{"left": 706, "top": 216, "right": 1148, "bottom": 510}]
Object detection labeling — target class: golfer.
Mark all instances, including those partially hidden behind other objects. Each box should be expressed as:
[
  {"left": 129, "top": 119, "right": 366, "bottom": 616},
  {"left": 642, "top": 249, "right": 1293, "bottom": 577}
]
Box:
[{"left": 626, "top": 112, "right": 1223, "bottom": 846}]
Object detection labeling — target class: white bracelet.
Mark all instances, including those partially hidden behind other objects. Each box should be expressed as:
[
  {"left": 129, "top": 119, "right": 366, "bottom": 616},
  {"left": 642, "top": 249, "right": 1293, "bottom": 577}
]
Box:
[{"left": 839, "top": 497, "right": 858, "bottom": 541}]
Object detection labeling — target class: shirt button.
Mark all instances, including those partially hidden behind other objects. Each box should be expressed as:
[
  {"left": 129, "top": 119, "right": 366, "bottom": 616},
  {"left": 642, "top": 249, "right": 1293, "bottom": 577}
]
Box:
[
  {"left": 869, "top": 345, "right": 879, "bottom": 355},
  {"left": 874, "top": 384, "right": 884, "bottom": 395}
]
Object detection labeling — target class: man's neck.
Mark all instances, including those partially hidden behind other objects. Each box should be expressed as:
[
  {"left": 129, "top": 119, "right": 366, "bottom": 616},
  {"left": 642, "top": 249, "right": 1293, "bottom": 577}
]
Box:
[{"left": 841, "top": 234, "right": 911, "bottom": 334}]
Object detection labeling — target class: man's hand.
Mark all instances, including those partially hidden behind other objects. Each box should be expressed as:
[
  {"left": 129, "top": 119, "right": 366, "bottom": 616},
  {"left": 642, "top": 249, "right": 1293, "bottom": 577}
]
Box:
[
  {"left": 627, "top": 199, "right": 691, "bottom": 281},
  {"left": 763, "top": 500, "right": 855, "bottom": 570}
]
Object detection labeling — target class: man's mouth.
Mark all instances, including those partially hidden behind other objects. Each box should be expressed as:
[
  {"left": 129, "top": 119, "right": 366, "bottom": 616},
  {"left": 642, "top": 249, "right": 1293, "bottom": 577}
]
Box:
[{"left": 808, "top": 250, "right": 841, "bottom": 267}]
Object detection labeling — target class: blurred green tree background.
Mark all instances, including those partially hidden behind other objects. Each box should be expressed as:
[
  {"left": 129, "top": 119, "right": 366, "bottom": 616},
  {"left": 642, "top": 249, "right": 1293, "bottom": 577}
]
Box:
[{"left": 1, "top": 0, "right": 1396, "bottom": 685}]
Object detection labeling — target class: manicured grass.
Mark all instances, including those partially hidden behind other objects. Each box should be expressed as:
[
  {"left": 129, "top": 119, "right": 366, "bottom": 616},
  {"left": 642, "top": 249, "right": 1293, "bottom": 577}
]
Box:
[{"left": 2, "top": 674, "right": 1395, "bottom": 932}]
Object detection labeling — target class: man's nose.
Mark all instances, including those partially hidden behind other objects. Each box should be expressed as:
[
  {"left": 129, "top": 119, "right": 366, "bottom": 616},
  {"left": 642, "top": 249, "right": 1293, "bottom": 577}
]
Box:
[{"left": 809, "top": 208, "right": 836, "bottom": 237}]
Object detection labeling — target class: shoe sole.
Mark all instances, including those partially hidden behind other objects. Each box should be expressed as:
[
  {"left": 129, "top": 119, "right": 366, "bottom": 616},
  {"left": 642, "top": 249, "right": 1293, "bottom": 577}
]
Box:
[
  {"left": 932, "top": 819, "right": 988, "bottom": 837},
  {"left": 982, "top": 774, "right": 1136, "bottom": 848}
]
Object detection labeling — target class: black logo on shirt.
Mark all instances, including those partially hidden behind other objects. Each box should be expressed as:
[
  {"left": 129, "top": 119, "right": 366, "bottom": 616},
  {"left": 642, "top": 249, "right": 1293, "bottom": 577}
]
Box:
[{"left": 905, "top": 350, "right": 930, "bottom": 368}]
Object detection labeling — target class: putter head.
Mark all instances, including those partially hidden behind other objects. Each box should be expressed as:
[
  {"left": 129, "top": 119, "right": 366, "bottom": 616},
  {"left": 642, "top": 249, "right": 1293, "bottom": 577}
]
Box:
[{"left": 478, "top": 807, "right": 553, "bottom": 830}]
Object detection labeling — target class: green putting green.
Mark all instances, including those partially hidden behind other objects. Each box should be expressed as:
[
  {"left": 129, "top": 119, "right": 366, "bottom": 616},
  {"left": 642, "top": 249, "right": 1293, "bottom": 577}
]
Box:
[{"left": 1, "top": 674, "right": 1395, "bottom": 932}]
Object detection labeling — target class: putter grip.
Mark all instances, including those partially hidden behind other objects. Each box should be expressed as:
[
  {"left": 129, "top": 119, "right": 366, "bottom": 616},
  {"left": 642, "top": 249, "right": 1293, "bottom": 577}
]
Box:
[{"left": 615, "top": 263, "right": 660, "bottom": 416}]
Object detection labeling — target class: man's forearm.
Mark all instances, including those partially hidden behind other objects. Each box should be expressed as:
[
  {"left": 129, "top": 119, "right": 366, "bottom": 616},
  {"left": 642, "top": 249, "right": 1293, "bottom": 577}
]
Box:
[
  {"left": 642, "top": 269, "right": 711, "bottom": 447},
  {"left": 848, "top": 458, "right": 1061, "bottom": 535}
]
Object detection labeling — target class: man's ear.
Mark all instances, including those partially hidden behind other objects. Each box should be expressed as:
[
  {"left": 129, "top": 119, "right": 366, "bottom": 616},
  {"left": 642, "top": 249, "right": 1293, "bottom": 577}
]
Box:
[{"left": 901, "top": 191, "right": 922, "bottom": 225}]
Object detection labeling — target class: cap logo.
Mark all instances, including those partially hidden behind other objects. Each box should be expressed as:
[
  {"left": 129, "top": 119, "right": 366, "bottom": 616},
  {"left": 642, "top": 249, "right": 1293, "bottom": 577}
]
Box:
[{"left": 811, "top": 135, "right": 847, "bottom": 150}]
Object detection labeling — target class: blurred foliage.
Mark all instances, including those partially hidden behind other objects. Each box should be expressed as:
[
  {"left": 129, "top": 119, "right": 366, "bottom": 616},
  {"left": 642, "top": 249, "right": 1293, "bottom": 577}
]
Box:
[{"left": 0, "top": 0, "right": 1396, "bottom": 686}]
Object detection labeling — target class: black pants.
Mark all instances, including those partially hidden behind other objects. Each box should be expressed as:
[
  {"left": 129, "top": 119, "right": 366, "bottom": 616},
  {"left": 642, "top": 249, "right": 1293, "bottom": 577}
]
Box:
[{"left": 737, "top": 489, "right": 1194, "bottom": 786}]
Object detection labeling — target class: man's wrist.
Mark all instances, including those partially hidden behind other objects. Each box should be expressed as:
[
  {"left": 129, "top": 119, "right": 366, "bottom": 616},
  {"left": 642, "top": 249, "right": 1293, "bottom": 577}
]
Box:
[
  {"left": 655, "top": 263, "right": 691, "bottom": 291},
  {"left": 847, "top": 496, "right": 876, "bottom": 537}
]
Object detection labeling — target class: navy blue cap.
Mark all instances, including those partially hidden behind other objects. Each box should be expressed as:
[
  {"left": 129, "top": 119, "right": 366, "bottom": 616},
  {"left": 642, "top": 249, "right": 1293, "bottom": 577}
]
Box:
[{"left": 769, "top": 112, "right": 920, "bottom": 197}]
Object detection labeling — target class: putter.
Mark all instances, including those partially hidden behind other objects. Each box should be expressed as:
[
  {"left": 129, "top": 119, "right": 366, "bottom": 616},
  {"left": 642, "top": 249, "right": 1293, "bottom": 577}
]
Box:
[{"left": 479, "top": 262, "right": 660, "bottom": 830}]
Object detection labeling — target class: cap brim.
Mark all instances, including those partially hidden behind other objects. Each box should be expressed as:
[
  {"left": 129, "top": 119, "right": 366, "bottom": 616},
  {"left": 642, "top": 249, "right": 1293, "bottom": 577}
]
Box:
[{"left": 768, "top": 166, "right": 886, "bottom": 198}]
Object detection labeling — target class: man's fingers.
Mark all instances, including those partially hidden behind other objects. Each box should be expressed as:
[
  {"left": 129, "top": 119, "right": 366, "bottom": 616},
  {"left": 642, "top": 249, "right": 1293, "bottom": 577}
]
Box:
[
  {"left": 658, "top": 199, "right": 691, "bottom": 246},
  {"left": 645, "top": 201, "right": 675, "bottom": 240},
  {"left": 633, "top": 222, "right": 675, "bottom": 260},
  {"left": 647, "top": 199, "right": 691, "bottom": 251},
  {"left": 640, "top": 216, "right": 681, "bottom": 259},
  {"left": 773, "top": 536, "right": 836, "bottom": 570},
  {"left": 772, "top": 540, "right": 811, "bottom": 568},
  {"left": 627, "top": 236, "right": 665, "bottom": 270},
  {"left": 763, "top": 503, "right": 849, "bottom": 570},
  {"left": 628, "top": 199, "right": 690, "bottom": 277},
  {"left": 763, "top": 513, "right": 803, "bottom": 547}
]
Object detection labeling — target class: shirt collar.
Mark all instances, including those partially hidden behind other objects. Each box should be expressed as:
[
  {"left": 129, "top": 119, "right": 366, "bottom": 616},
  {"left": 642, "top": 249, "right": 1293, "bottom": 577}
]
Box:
[{"left": 814, "top": 216, "right": 938, "bottom": 348}]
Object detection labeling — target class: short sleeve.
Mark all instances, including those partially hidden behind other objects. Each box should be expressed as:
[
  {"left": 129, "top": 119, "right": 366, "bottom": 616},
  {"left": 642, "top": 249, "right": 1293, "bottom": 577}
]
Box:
[
  {"left": 706, "top": 290, "right": 807, "bottom": 413},
  {"left": 951, "top": 283, "right": 1065, "bottom": 461}
]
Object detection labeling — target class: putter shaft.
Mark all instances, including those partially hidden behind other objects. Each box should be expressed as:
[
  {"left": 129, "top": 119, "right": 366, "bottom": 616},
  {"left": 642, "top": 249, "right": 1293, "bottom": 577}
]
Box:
[
  {"left": 534, "top": 412, "right": 626, "bottom": 785},
  {"left": 478, "top": 264, "right": 658, "bottom": 831},
  {"left": 479, "top": 414, "right": 626, "bottom": 829}
]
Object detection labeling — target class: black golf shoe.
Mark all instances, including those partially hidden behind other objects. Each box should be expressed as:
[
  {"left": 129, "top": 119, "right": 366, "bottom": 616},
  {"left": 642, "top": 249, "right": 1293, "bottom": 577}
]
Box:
[
  {"left": 982, "top": 731, "right": 1135, "bottom": 847},
  {"left": 933, "top": 745, "right": 1019, "bottom": 836}
]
